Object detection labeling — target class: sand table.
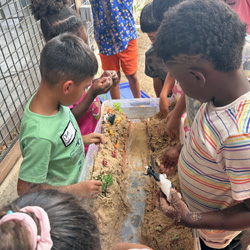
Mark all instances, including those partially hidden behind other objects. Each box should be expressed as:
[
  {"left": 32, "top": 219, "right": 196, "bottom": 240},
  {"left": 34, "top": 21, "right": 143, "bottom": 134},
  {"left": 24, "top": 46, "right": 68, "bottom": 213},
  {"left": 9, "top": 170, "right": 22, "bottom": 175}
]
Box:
[
  {"left": 91, "top": 105, "right": 194, "bottom": 250},
  {"left": 140, "top": 112, "right": 194, "bottom": 250}
]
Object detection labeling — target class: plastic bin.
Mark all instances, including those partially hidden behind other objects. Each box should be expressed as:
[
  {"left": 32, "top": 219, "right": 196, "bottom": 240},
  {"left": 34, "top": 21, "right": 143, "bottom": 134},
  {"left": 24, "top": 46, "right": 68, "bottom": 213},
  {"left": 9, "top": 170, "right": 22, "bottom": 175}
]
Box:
[
  {"left": 98, "top": 82, "right": 150, "bottom": 102},
  {"left": 78, "top": 98, "right": 201, "bottom": 250},
  {"left": 78, "top": 98, "right": 160, "bottom": 182}
]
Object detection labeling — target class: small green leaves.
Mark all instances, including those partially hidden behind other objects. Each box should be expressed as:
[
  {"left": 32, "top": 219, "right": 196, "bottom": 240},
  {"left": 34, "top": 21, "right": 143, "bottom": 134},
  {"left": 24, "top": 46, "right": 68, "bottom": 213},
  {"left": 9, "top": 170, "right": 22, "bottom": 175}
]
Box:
[{"left": 113, "top": 103, "right": 122, "bottom": 113}]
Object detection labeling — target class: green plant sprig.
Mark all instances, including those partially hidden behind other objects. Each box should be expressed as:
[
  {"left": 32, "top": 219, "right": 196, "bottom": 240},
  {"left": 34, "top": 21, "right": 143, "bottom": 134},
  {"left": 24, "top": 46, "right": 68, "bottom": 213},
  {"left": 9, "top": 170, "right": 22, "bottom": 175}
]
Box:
[{"left": 113, "top": 103, "right": 122, "bottom": 113}]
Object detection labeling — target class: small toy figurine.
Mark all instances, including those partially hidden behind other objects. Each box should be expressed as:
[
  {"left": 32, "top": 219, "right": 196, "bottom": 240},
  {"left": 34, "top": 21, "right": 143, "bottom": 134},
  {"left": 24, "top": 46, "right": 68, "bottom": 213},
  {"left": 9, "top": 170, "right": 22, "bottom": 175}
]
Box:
[
  {"left": 103, "top": 158, "right": 107, "bottom": 166},
  {"left": 114, "top": 116, "right": 122, "bottom": 125},
  {"left": 115, "top": 136, "right": 120, "bottom": 148},
  {"left": 103, "top": 113, "right": 108, "bottom": 122},
  {"left": 145, "top": 156, "right": 181, "bottom": 203},
  {"left": 108, "top": 114, "right": 116, "bottom": 125},
  {"left": 112, "top": 150, "right": 117, "bottom": 158}
]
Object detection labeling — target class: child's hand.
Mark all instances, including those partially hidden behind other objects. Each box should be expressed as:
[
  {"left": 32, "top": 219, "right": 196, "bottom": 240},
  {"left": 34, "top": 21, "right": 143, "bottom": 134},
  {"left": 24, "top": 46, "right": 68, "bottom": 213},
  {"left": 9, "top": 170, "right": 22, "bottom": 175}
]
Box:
[
  {"left": 160, "top": 145, "right": 181, "bottom": 174},
  {"left": 112, "top": 242, "right": 153, "bottom": 250},
  {"left": 155, "top": 188, "right": 189, "bottom": 224},
  {"left": 77, "top": 180, "right": 102, "bottom": 198},
  {"left": 82, "top": 133, "right": 104, "bottom": 145},
  {"left": 101, "top": 70, "right": 119, "bottom": 86},
  {"left": 159, "top": 95, "right": 170, "bottom": 117},
  {"left": 91, "top": 76, "right": 112, "bottom": 96},
  {"left": 166, "top": 111, "right": 181, "bottom": 139}
]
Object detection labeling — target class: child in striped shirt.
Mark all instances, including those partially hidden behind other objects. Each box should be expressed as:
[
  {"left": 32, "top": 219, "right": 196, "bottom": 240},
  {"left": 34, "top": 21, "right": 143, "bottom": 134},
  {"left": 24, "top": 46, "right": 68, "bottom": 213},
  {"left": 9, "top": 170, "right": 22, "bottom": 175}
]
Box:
[{"left": 154, "top": 0, "right": 250, "bottom": 249}]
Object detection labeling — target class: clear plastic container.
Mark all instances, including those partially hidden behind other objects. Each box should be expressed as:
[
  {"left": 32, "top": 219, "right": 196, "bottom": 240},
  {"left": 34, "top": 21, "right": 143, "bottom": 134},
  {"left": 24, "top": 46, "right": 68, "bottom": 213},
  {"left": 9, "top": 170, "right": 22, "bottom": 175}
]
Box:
[{"left": 78, "top": 98, "right": 160, "bottom": 182}]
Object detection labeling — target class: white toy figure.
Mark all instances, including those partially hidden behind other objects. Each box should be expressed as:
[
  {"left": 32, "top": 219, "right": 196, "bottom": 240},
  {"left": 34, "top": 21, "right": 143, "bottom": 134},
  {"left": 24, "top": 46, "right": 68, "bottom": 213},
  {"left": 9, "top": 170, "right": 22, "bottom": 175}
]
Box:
[{"left": 145, "top": 163, "right": 181, "bottom": 203}]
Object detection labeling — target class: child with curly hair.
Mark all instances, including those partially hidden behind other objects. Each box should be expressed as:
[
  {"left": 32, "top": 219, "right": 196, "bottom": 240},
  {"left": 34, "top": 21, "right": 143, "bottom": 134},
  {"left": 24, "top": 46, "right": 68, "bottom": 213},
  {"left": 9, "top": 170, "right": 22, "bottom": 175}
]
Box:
[
  {"left": 145, "top": 0, "right": 199, "bottom": 148},
  {"left": 154, "top": 0, "right": 250, "bottom": 249}
]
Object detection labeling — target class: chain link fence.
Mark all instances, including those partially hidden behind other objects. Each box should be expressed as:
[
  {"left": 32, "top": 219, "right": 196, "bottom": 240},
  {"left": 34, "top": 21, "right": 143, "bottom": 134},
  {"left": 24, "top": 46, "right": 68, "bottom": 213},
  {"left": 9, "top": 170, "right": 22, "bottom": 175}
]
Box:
[{"left": 0, "top": 0, "right": 94, "bottom": 163}]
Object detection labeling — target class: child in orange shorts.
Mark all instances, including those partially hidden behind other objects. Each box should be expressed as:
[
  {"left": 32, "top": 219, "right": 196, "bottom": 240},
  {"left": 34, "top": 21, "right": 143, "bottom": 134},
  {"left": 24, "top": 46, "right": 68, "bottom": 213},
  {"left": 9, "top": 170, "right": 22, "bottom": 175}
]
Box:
[{"left": 91, "top": 1, "right": 141, "bottom": 99}]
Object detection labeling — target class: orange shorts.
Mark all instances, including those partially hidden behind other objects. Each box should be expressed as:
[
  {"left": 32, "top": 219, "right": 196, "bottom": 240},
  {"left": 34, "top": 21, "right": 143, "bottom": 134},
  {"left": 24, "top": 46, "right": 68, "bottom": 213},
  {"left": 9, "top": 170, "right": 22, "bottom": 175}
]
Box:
[{"left": 99, "top": 39, "right": 138, "bottom": 76}]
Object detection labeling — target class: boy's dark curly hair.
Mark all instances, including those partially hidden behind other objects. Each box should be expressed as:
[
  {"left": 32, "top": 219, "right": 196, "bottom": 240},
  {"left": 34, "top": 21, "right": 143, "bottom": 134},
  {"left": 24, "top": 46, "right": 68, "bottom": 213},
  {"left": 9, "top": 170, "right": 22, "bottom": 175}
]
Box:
[
  {"left": 140, "top": 3, "right": 161, "bottom": 33},
  {"left": 154, "top": 0, "right": 247, "bottom": 72},
  {"left": 152, "top": 0, "right": 186, "bottom": 22},
  {"left": 30, "top": 0, "right": 85, "bottom": 41}
]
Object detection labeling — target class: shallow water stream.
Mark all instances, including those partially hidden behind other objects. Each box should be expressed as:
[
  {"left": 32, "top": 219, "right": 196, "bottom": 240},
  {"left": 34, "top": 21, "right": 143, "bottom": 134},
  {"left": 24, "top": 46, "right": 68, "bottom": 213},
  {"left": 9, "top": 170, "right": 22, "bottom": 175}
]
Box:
[{"left": 119, "top": 121, "right": 150, "bottom": 242}]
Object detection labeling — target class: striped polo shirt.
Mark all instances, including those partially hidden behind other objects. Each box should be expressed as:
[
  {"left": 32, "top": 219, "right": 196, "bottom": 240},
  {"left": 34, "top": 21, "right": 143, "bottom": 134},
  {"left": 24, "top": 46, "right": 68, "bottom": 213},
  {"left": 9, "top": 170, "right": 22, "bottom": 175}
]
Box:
[{"left": 179, "top": 90, "right": 250, "bottom": 248}]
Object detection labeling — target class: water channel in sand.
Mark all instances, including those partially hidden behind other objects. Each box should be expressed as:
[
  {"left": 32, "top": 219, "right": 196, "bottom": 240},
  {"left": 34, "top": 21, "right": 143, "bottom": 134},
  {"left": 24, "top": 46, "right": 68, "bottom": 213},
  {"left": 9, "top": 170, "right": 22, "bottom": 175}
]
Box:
[{"left": 119, "top": 121, "right": 150, "bottom": 243}]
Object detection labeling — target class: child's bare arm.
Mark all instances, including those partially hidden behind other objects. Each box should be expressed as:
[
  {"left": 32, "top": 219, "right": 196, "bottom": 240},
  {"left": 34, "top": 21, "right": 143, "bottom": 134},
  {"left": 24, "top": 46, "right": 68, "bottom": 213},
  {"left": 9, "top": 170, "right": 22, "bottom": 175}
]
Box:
[
  {"left": 166, "top": 93, "right": 186, "bottom": 138},
  {"left": 82, "top": 133, "right": 104, "bottom": 145},
  {"left": 71, "top": 76, "right": 112, "bottom": 121},
  {"left": 160, "top": 144, "right": 183, "bottom": 174},
  {"left": 17, "top": 179, "right": 38, "bottom": 196},
  {"left": 159, "top": 73, "right": 175, "bottom": 116},
  {"left": 60, "top": 180, "right": 102, "bottom": 198},
  {"left": 156, "top": 189, "right": 250, "bottom": 231},
  {"left": 17, "top": 178, "right": 102, "bottom": 198},
  {"left": 153, "top": 77, "right": 163, "bottom": 97}
]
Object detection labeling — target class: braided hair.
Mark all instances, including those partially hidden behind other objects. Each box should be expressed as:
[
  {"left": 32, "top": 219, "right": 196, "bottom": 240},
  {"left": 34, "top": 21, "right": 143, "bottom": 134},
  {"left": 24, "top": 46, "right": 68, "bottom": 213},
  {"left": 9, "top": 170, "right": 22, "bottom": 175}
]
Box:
[{"left": 30, "top": 0, "right": 86, "bottom": 41}]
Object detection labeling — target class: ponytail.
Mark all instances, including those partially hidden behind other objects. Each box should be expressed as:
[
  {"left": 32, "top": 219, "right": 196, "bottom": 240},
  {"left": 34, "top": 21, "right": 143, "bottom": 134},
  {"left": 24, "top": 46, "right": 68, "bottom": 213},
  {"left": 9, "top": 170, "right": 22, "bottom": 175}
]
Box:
[
  {"left": 0, "top": 206, "right": 53, "bottom": 250},
  {"left": 0, "top": 217, "right": 32, "bottom": 250},
  {"left": 0, "top": 190, "right": 101, "bottom": 250}
]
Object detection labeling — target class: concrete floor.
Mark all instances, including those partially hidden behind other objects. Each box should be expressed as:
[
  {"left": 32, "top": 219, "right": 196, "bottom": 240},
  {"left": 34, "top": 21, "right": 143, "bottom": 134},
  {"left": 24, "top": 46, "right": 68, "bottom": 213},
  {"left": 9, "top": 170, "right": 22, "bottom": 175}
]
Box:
[{"left": 0, "top": 156, "right": 20, "bottom": 207}]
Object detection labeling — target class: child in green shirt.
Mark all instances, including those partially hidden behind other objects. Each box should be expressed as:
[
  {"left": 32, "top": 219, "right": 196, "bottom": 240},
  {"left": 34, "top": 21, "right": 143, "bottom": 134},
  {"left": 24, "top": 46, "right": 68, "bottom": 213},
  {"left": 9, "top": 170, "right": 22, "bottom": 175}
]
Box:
[{"left": 18, "top": 34, "right": 102, "bottom": 198}]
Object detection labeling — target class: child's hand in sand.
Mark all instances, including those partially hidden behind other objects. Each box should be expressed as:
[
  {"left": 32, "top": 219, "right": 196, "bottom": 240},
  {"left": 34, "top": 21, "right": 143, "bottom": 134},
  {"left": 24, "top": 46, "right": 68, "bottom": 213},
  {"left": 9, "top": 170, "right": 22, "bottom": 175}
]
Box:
[
  {"left": 159, "top": 95, "right": 170, "bottom": 117},
  {"left": 166, "top": 111, "right": 181, "bottom": 139},
  {"left": 77, "top": 180, "right": 102, "bottom": 198},
  {"left": 160, "top": 145, "right": 182, "bottom": 173},
  {"left": 155, "top": 189, "right": 189, "bottom": 224},
  {"left": 82, "top": 133, "right": 104, "bottom": 145},
  {"left": 91, "top": 75, "right": 112, "bottom": 96}
]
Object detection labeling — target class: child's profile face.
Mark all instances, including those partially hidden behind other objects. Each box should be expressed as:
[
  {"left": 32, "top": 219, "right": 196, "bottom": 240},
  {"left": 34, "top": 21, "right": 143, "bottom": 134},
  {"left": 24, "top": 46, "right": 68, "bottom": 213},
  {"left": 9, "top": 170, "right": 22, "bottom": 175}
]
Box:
[
  {"left": 64, "top": 76, "right": 94, "bottom": 106},
  {"left": 147, "top": 32, "right": 157, "bottom": 43}
]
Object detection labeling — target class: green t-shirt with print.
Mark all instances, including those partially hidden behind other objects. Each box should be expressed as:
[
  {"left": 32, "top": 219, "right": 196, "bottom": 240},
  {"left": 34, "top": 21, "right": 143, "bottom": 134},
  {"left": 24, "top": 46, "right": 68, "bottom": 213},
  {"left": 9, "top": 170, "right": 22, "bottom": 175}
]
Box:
[{"left": 19, "top": 97, "right": 85, "bottom": 186}]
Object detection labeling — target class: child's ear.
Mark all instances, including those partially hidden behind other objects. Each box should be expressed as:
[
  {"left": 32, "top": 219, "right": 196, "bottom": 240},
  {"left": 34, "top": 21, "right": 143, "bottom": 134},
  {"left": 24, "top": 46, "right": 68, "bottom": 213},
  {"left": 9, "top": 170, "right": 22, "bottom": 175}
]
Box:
[
  {"left": 62, "top": 80, "right": 74, "bottom": 94},
  {"left": 188, "top": 69, "right": 206, "bottom": 87}
]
